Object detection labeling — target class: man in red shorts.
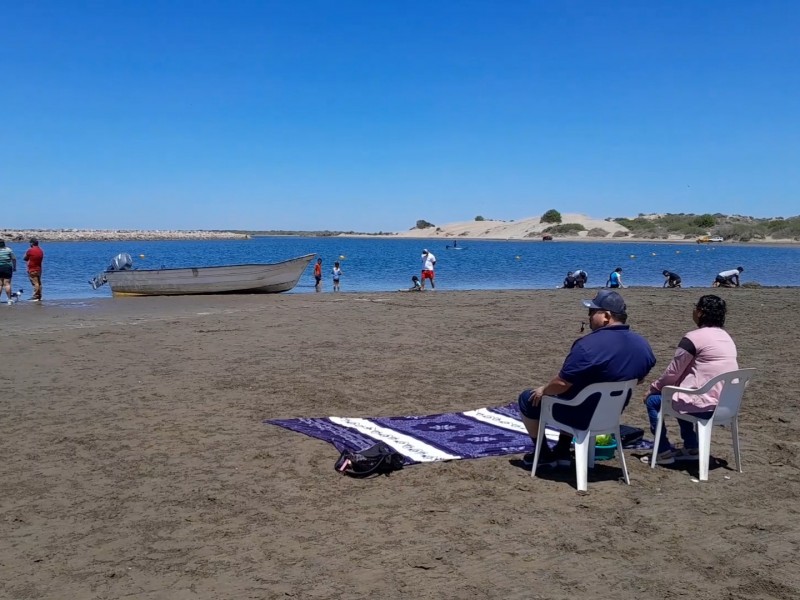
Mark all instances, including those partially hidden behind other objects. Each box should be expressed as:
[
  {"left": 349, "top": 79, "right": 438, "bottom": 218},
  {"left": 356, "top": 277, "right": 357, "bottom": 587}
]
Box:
[
  {"left": 420, "top": 249, "right": 436, "bottom": 290},
  {"left": 23, "top": 238, "right": 44, "bottom": 301}
]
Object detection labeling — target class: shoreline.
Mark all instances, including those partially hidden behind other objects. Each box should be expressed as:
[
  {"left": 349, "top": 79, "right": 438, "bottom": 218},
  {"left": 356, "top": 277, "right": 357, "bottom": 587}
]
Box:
[{"left": 13, "top": 283, "right": 797, "bottom": 306}]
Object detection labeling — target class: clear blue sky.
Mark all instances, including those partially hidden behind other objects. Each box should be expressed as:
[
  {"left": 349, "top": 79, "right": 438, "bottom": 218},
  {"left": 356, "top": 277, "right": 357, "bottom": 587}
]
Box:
[{"left": 2, "top": 1, "right": 798, "bottom": 231}]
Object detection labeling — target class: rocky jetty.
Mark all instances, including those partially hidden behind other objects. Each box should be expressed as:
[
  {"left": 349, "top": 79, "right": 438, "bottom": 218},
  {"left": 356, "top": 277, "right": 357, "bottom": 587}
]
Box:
[{"left": 0, "top": 229, "right": 249, "bottom": 242}]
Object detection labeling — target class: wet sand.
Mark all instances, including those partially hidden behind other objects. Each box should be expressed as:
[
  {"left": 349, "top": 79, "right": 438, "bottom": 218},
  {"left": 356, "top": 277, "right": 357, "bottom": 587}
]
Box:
[{"left": 2, "top": 289, "right": 799, "bottom": 599}]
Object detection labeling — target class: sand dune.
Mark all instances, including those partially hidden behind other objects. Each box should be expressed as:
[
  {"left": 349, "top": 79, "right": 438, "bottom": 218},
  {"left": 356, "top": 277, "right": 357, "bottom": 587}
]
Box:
[{"left": 393, "top": 213, "right": 631, "bottom": 240}]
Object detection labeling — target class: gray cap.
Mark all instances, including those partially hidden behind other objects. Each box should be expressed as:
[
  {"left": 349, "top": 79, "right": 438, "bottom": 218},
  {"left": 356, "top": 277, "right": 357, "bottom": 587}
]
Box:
[{"left": 583, "top": 290, "right": 627, "bottom": 314}]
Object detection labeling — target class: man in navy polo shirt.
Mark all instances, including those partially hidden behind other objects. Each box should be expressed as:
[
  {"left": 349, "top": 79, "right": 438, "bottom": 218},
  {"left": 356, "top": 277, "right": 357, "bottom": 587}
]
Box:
[{"left": 518, "top": 290, "right": 656, "bottom": 469}]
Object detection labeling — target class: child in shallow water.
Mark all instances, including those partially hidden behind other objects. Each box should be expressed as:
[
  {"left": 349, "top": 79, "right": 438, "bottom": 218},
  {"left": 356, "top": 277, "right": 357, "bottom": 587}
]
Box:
[{"left": 409, "top": 275, "right": 422, "bottom": 291}]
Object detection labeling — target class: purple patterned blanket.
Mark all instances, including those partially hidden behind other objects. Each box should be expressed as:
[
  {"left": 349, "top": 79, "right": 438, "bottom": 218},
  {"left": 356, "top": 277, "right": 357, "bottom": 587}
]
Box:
[{"left": 265, "top": 402, "right": 650, "bottom": 465}]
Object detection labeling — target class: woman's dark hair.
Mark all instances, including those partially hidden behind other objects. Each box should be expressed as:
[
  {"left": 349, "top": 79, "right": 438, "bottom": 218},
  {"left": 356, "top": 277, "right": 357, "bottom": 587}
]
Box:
[{"left": 696, "top": 295, "right": 726, "bottom": 328}]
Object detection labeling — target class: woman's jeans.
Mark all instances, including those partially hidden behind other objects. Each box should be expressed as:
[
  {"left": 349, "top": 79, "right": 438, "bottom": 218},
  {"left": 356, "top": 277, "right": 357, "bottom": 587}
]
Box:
[{"left": 645, "top": 394, "right": 714, "bottom": 450}]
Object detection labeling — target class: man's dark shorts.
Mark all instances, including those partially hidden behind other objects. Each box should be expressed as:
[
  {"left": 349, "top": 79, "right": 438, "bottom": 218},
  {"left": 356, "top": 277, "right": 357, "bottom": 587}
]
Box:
[{"left": 0, "top": 266, "right": 12, "bottom": 279}]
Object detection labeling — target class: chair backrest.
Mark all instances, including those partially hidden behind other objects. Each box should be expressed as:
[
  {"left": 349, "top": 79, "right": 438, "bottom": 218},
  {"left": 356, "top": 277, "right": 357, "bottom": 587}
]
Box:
[
  {"left": 571, "top": 379, "right": 638, "bottom": 431},
  {"left": 662, "top": 368, "right": 756, "bottom": 421},
  {"left": 707, "top": 368, "right": 757, "bottom": 421}
]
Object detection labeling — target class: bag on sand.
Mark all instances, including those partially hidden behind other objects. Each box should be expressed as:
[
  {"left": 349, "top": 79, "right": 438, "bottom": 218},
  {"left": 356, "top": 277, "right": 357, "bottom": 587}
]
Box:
[
  {"left": 335, "top": 442, "right": 405, "bottom": 478},
  {"left": 619, "top": 425, "right": 645, "bottom": 447}
]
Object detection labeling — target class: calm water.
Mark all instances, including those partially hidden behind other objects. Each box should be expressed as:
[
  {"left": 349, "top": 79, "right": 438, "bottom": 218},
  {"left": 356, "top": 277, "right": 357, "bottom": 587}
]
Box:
[{"left": 4, "top": 237, "right": 799, "bottom": 300}]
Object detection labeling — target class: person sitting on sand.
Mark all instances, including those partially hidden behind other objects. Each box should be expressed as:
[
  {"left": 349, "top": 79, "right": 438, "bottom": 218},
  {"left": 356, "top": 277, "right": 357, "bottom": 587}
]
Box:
[
  {"left": 573, "top": 269, "right": 588, "bottom": 288},
  {"left": 713, "top": 267, "right": 743, "bottom": 288},
  {"left": 642, "top": 295, "right": 738, "bottom": 463},
  {"left": 409, "top": 275, "right": 423, "bottom": 291},
  {"left": 517, "top": 290, "right": 656, "bottom": 469},
  {"left": 563, "top": 271, "right": 577, "bottom": 289},
  {"left": 606, "top": 267, "right": 625, "bottom": 288},
  {"left": 663, "top": 270, "right": 682, "bottom": 288}
]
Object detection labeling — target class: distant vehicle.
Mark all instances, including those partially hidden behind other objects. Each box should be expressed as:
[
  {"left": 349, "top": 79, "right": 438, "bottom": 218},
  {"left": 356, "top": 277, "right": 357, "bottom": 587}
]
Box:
[{"left": 697, "top": 235, "right": 724, "bottom": 243}]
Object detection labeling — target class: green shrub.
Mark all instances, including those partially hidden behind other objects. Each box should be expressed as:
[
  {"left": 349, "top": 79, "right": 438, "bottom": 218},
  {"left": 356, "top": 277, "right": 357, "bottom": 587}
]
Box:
[
  {"left": 694, "top": 214, "right": 716, "bottom": 228},
  {"left": 415, "top": 219, "right": 435, "bottom": 229},
  {"left": 475, "top": 215, "right": 485, "bottom": 221},
  {"left": 543, "top": 223, "right": 585, "bottom": 235},
  {"left": 587, "top": 227, "right": 609, "bottom": 237},
  {"left": 541, "top": 209, "right": 562, "bottom": 224}
]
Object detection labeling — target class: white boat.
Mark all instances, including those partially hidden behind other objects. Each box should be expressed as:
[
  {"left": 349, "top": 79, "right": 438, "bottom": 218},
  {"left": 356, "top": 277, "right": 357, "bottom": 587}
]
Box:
[{"left": 90, "top": 253, "right": 315, "bottom": 297}]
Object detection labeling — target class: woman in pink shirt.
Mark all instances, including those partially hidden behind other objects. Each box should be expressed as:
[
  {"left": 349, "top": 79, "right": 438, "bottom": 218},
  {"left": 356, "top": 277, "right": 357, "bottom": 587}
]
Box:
[{"left": 643, "top": 295, "right": 738, "bottom": 463}]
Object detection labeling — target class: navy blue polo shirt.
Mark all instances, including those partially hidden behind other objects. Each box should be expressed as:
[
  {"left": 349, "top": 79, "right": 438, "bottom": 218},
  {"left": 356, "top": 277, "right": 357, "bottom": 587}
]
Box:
[{"left": 554, "top": 324, "right": 656, "bottom": 428}]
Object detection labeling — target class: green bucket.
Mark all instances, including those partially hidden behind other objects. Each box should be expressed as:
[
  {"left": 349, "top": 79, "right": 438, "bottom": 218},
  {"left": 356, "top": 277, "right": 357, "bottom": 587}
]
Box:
[{"left": 594, "top": 439, "right": 618, "bottom": 460}]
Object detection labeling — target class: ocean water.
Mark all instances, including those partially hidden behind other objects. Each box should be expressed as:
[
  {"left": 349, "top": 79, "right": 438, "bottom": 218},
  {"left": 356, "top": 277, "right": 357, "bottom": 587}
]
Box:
[{"left": 3, "top": 237, "right": 799, "bottom": 300}]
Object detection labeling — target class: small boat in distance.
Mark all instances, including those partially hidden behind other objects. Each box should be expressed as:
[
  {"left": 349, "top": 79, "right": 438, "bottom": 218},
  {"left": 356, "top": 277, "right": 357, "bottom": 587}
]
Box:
[{"left": 90, "top": 253, "right": 315, "bottom": 297}]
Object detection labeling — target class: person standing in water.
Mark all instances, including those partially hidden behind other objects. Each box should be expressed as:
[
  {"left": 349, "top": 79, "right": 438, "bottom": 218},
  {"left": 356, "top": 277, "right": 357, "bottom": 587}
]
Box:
[
  {"left": 606, "top": 267, "right": 625, "bottom": 288},
  {"left": 0, "top": 240, "right": 17, "bottom": 304},
  {"left": 314, "top": 258, "right": 323, "bottom": 292},
  {"left": 420, "top": 249, "right": 436, "bottom": 290},
  {"left": 332, "top": 261, "right": 343, "bottom": 292},
  {"left": 24, "top": 238, "right": 44, "bottom": 301}
]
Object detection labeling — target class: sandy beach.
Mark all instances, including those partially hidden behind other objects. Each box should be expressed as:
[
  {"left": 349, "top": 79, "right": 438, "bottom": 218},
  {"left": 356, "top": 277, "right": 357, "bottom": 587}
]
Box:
[{"left": 2, "top": 289, "right": 799, "bottom": 599}]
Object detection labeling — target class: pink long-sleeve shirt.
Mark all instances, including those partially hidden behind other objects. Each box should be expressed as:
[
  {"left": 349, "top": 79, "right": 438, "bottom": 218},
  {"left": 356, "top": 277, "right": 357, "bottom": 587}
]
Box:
[{"left": 648, "top": 327, "right": 738, "bottom": 412}]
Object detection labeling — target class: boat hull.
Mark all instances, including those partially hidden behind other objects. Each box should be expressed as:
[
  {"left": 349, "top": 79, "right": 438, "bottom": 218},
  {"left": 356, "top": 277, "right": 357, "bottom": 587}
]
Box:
[{"left": 104, "top": 254, "right": 315, "bottom": 296}]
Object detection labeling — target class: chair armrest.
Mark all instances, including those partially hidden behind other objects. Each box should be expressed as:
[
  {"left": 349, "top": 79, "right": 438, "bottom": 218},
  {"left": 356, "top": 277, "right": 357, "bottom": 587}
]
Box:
[
  {"left": 662, "top": 381, "right": 716, "bottom": 397},
  {"left": 541, "top": 394, "right": 583, "bottom": 407}
]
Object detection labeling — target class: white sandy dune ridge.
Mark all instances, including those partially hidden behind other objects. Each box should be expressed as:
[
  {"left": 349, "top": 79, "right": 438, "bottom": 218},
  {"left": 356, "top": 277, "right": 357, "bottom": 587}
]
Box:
[{"left": 392, "top": 214, "right": 630, "bottom": 240}]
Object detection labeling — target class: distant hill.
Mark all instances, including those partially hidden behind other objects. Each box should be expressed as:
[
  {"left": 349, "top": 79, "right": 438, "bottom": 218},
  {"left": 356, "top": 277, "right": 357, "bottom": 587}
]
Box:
[
  {"left": 611, "top": 213, "right": 800, "bottom": 242},
  {"left": 396, "top": 213, "right": 800, "bottom": 242}
]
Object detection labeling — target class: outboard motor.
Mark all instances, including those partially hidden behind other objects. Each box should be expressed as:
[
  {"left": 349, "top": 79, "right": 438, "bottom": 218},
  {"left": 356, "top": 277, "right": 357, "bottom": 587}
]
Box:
[
  {"left": 90, "top": 253, "right": 134, "bottom": 290},
  {"left": 109, "top": 253, "right": 133, "bottom": 271}
]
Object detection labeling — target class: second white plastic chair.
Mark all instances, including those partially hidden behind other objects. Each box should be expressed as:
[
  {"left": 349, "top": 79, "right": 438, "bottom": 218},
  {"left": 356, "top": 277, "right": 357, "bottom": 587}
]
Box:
[{"left": 650, "top": 368, "right": 756, "bottom": 481}]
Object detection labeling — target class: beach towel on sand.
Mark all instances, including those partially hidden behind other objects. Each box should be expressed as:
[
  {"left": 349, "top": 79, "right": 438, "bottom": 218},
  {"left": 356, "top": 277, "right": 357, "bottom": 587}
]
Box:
[{"left": 265, "top": 403, "right": 649, "bottom": 466}]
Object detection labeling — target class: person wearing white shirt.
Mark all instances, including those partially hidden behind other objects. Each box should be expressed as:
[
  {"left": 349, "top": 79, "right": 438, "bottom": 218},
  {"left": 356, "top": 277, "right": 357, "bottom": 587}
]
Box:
[
  {"left": 420, "top": 249, "right": 436, "bottom": 290},
  {"left": 714, "top": 267, "right": 743, "bottom": 287}
]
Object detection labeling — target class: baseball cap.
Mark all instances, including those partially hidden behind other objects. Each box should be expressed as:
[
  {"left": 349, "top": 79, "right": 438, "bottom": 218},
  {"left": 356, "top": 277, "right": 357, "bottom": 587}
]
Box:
[
  {"left": 30, "top": 237, "right": 39, "bottom": 244},
  {"left": 582, "top": 290, "right": 627, "bottom": 314}
]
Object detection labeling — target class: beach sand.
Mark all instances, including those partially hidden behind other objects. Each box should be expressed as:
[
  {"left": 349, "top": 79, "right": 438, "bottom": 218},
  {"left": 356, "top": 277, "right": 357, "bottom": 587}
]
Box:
[{"left": 2, "top": 289, "right": 799, "bottom": 599}]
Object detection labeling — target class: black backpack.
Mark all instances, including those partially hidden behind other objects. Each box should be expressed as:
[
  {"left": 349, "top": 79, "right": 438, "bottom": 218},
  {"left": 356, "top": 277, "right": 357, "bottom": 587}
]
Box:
[{"left": 334, "top": 442, "right": 405, "bottom": 478}]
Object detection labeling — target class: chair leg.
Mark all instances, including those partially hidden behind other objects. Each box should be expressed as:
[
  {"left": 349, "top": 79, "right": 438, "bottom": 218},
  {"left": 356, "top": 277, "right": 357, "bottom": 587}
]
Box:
[
  {"left": 697, "top": 421, "right": 713, "bottom": 481},
  {"left": 574, "top": 431, "right": 589, "bottom": 492},
  {"left": 588, "top": 435, "right": 596, "bottom": 469},
  {"left": 531, "top": 422, "right": 547, "bottom": 478},
  {"left": 651, "top": 412, "right": 665, "bottom": 469},
  {"left": 616, "top": 428, "right": 630, "bottom": 485},
  {"left": 731, "top": 417, "right": 742, "bottom": 473}
]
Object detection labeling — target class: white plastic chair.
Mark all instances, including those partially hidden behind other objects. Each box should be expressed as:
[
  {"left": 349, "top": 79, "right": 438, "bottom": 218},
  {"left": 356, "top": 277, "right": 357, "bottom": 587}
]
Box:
[
  {"left": 650, "top": 368, "right": 756, "bottom": 481},
  {"left": 531, "top": 379, "right": 638, "bottom": 492}
]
